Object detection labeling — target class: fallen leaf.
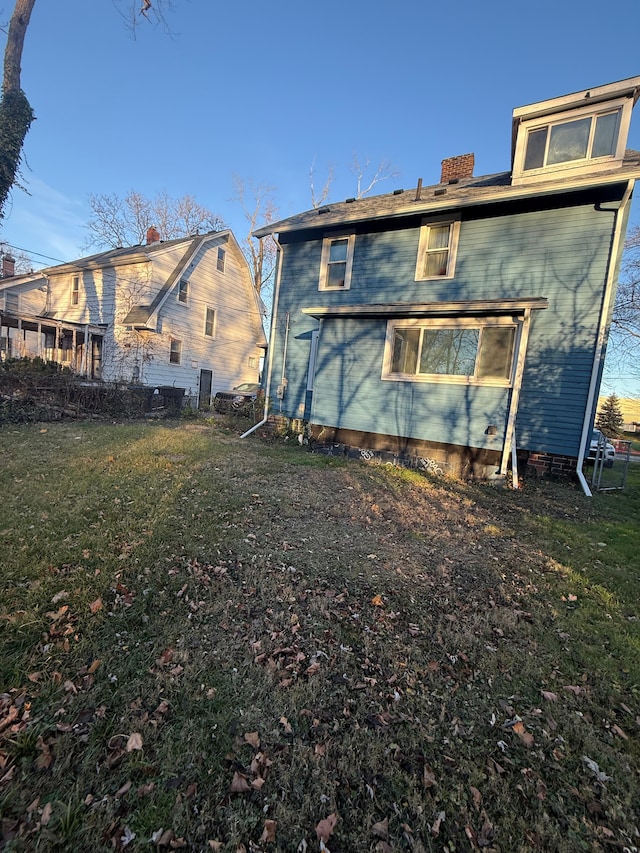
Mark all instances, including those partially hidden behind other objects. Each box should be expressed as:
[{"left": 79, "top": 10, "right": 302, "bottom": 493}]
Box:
[
  {"left": 423, "top": 766, "right": 437, "bottom": 788},
  {"left": 541, "top": 690, "right": 558, "bottom": 702},
  {"left": 88, "top": 659, "right": 101, "bottom": 674},
  {"left": 612, "top": 724, "right": 628, "bottom": 740},
  {"left": 126, "top": 732, "right": 143, "bottom": 752},
  {"left": 477, "top": 811, "right": 494, "bottom": 846},
  {"left": 280, "top": 716, "right": 293, "bottom": 734},
  {"left": 260, "top": 820, "right": 277, "bottom": 843},
  {"left": 371, "top": 594, "right": 384, "bottom": 607},
  {"left": 512, "top": 720, "right": 534, "bottom": 747},
  {"left": 316, "top": 813, "right": 338, "bottom": 843},
  {"left": 208, "top": 843, "right": 223, "bottom": 852},
  {"left": 40, "top": 801, "right": 53, "bottom": 826},
  {"left": 115, "top": 781, "right": 132, "bottom": 798},
  {"left": 470, "top": 785, "right": 482, "bottom": 809},
  {"left": 229, "top": 771, "right": 251, "bottom": 793},
  {"left": 158, "top": 648, "right": 174, "bottom": 665},
  {"left": 431, "top": 811, "right": 445, "bottom": 837},
  {"left": 89, "top": 598, "right": 103, "bottom": 614},
  {"left": 371, "top": 817, "right": 389, "bottom": 839},
  {"left": 244, "top": 731, "right": 260, "bottom": 748}
]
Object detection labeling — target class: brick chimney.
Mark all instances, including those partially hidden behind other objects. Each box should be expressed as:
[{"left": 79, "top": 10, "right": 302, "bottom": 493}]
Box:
[
  {"left": 440, "top": 153, "right": 475, "bottom": 184},
  {"left": 146, "top": 226, "right": 160, "bottom": 244},
  {"left": 1, "top": 254, "right": 15, "bottom": 278}
]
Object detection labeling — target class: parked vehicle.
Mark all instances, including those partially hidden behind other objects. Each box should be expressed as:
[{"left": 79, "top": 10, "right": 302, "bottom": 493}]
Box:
[
  {"left": 213, "top": 382, "right": 261, "bottom": 414},
  {"left": 587, "top": 429, "right": 615, "bottom": 467}
]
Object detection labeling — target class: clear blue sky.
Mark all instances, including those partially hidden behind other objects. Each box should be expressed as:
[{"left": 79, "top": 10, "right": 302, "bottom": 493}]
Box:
[{"left": 2, "top": 0, "right": 640, "bottom": 395}]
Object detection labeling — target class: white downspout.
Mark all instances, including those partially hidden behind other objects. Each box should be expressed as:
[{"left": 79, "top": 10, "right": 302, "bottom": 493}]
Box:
[
  {"left": 241, "top": 237, "right": 284, "bottom": 439},
  {"left": 576, "top": 179, "right": 634, "bottom": 497}
]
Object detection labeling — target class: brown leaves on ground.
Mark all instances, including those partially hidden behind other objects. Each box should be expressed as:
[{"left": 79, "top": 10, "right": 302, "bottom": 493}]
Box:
[
  {"left": 126, "top": 732, "right": 143, "bottom": 752},
  {"left": 316, "top": 813, "right": 338, "bottom": 843}
]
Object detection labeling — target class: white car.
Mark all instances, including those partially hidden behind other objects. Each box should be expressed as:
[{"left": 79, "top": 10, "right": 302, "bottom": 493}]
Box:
[{"left": 587, "top": 429, "right": 615, "bottom": 467}]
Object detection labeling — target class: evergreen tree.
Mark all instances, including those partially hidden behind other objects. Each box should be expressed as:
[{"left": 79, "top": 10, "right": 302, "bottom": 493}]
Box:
[{"left": 596, "top": 394, "right": 625, "bottom": 438}]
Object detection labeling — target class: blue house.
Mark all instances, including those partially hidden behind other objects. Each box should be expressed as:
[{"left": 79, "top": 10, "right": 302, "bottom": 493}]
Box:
[{"left": 253, "top": 77, "right": 640, "bottom": 489}]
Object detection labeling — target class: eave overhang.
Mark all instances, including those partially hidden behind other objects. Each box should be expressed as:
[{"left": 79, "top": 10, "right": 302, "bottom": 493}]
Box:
[
  {"left": 253, "top": 164, "right": 639, "bottom": 239},
  {"left": 301, "top": 297, "right": 549, "bottom": 320}
]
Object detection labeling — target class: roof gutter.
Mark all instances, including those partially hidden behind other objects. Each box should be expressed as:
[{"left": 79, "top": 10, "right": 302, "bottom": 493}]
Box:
[
  {"left": 241, "top": 237, "right": 284, "bottom": 439},
  {"left": 576, "top": 178, "right": 635, "bottom": 496}
]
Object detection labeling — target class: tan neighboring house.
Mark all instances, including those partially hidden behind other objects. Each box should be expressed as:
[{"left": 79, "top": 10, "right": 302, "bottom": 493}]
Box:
[{"left": 0, "top": 230, "right": 267, "bottom": 407}]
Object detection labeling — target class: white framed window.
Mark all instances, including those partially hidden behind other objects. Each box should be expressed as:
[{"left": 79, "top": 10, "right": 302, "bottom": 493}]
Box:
[
  {"left": 248, "top": 356, "right": 258, "bottom": 369},
  {"left": 177, "top": 279, "right": 189, "bottom": 304},
  {"left": 415, "top": 216, "right": 460, "bottom": 281},
  {"left": 204, "top": 306, "right": 216, "bottom": 338},
  {"left": 217, "top": 248, "right": 226, "bottom": 273},
  {"left": 70, "top": 275, "right": 80, "bottom": 306},
  {"left": 169, "top": 338, "right": 182, "bottom": 364},
  {"left": 3, "top": 291, "right": 19, "bottom": 313},
  {"left": 512, "top": 96, "right": 633, "bottom": 184},
  {"left": 382, "top": 317, "right": 517, "bottom": 386},
  {"left": 319, "top": 234, "right": 355, "bottom": 291}
]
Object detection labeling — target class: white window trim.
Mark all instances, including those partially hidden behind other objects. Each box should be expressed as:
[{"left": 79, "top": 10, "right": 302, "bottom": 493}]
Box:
[
  {"left": 217, "top": 248, "right": 226, "bottom": 273},
  {"left": 319, "top": 234, "right": 355, "bottom": 291},
  {"left": 169, "top": 338, "right": 182, "bottom": 364},
  {"left": 204, "top": 305, "right": 216, "bottom": 338},
  {"left": 177, "top": 279, "right": 189, "bottom": 305},
  {"left": 381, "top": 316, "right": 519, "bottom": 387},
  {"left": 70, "top": 275, "right": 80, "bottom": 306},
  {"left": 414, "top": 215, "right": 461, "bottom": 282},
  {"left": 3, "top": 291, "right": 19, "bottom": 313},
  {"left": 512, "top": 96, "right": 633, "bottom": 184}
]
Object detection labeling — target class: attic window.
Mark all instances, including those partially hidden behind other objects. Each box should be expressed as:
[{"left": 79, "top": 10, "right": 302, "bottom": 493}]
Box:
[
  {"left": 523, "top": 108, "right": 621, "bottom": 171},
  {"left": 4, "top": 292, "right": 19, "bottom": 313},
  {"left": 177, "top": 279, "right": 189, "bottom": 304},
  {"left": 70, "top": 275, "right": 80, "bottom": 306},
  {"left": 512, "top": 92, "right": 634, "bottom": 185},
  {"left": 217, "top": 248, "right": 226, "bottom": 273}
]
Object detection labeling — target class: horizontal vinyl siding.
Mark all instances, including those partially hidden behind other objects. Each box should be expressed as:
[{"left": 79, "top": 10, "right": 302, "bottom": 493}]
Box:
[
  {"left": 311, "top": 318, "right": 510, "bottom": 449},
  {"left": 276, "top": 194, "right": 619, "bottom": 455}
]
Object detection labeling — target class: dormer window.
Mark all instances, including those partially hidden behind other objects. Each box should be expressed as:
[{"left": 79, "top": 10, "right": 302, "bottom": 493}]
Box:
[
  {"left": 522, "top": 108, "right": 621, "bottom": 172},
  {"left": 511, "top": 77, "right": 640, "bottom": 186}
]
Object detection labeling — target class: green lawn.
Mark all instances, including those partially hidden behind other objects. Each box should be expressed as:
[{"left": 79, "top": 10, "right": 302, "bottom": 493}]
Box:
[{"left": 0, "top": 420, "right": 638, "bottom": 852}]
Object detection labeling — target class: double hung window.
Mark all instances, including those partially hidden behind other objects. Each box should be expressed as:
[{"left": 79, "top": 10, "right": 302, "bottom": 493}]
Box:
[
  {"left": 319, "top": 234, "right": 355, "bottom": 290},
  {"left": 204, "top": 306, "right": 216, "bottom": 338},
  {"left": 415, "top": 217, "right": 460, "bottom": 280},
  {"left": 70, "top": 275, "right": 80, "bottom": 306},
  {"left": 177, "top": 279, "right": 189, "bottom": 304},
  {"left": 169, "top": 338, "right": 182, "bottom": 364}
]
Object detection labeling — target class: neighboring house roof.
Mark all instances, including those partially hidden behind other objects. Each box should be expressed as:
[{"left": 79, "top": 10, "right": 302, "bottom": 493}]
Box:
[{"left": 254, "top": 150, "right": 640, "bottom": 238}]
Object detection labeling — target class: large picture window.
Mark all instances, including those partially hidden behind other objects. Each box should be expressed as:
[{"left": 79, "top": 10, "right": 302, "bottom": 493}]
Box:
[
  {"left": 415, "top": 216, "right": 460, "bottom": 280},
  {"left": 319, "top": 234, "right": 355, "bottom": 290},
  {"left": 383, "top": 319, "right": 516, "bottom": 385}
]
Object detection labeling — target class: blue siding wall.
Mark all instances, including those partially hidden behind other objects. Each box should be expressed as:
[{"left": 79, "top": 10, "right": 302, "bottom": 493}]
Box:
[{"left": 272, "top": 195, "right": 619, "bottom": 457}]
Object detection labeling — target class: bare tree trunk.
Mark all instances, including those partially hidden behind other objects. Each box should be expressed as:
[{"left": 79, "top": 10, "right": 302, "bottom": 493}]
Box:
[{"left": 0, "top": 0, "right": 36, "bottom": 221}]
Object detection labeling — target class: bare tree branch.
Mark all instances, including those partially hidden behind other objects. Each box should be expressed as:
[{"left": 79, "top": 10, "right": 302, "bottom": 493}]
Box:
[
  {"left": 351, "top": 154, "right": 400, "bottom": 199},
  {"left": 309, "top": 157, "right": 335, "bottom": 209},
  {"left": 232, "top": 175, "right": 277, "bottom": 298},
  {"left": 82, "top": 189, "right": 225, "bottom": 251}
]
